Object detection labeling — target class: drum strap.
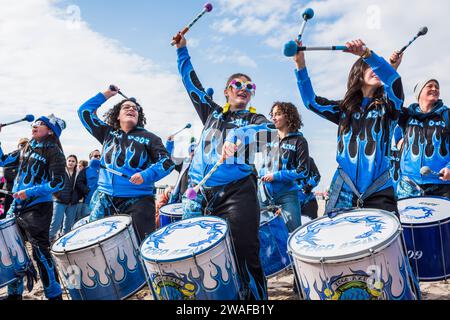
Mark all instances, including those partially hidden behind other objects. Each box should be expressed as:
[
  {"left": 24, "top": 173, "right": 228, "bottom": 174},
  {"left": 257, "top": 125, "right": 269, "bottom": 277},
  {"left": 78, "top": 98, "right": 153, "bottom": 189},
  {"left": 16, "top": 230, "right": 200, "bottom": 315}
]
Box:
[{"left": 326, "top": 169, "right": 391, "bottom": 214}]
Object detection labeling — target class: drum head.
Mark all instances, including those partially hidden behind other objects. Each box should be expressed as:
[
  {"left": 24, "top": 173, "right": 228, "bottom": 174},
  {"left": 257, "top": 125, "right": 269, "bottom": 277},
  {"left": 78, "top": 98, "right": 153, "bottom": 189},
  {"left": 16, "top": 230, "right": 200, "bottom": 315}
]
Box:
[
  {"left": 159, "top": 203, "right": 184, "bottom": 217},
  {"left": 52, "top": 215, "right": 132, "bottom": 253},
  {"left": 288, "top": 209, "right": 401, "bottom": 263},
  {"left": 399, "top": 196, "right": 450, "bottom": 225},
  {"left": 141, "top": 216, "right": 228, "bottom": 263}
]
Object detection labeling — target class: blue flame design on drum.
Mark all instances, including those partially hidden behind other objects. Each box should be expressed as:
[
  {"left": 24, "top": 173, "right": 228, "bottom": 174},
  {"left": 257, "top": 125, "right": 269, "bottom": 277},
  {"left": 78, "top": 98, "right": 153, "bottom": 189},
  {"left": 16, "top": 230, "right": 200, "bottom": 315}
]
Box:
[
  {"left": 294, "top": 215, "right": 386, "bottom": 249},
  {"left": 400, "top": 206, "right": 435, "bottom": 220},
  {"left": 141, "top": 217, "right": 241, "bottom": 300},
  {"left": 0, "top": 219, "right": 30, "bottom": 288},
  {"left": 52, "top": 217, "right": 146, "bottom": 300},
  {"left": 301, "top": 259, "right": 414, "bottom": 300}
]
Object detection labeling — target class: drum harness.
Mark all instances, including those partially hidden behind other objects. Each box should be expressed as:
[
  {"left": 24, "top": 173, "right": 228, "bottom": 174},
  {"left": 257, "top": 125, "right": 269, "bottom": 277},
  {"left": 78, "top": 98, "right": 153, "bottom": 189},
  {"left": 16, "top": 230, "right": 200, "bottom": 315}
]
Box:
[{"left": 326, "top": 168, "right": 391, "bottom": 214}]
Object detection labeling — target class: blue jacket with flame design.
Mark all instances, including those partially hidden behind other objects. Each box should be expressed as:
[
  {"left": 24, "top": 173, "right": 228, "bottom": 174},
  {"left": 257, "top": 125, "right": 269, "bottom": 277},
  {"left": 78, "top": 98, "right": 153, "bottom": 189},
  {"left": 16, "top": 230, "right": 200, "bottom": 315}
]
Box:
[
  {"left": 296, "top": 51, "right": 403, "bottom": 194},
  {"left": 177, "top": 46, "right": 271, "bottom": 187},
  {"left": 0, "top": 139, "right": 66, "bottom": 211},
  {"left": 226, "top": 127, "right": 309, "bottom": 195},
  {"left": 78, "top": 93, "right": 174, "bottom": 197},
  {"left": 398, "top": 100, "right": 450, "bottom": 185}
]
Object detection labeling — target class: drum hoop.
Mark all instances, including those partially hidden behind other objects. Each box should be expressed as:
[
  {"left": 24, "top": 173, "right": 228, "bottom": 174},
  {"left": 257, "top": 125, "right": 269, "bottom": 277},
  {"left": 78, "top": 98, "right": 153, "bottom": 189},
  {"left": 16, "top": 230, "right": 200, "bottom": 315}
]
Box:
[
  {"left": 399, "top": 195, "right": 450, "bottom": 225},
  {"left": 140, "top": 216, "right": 229, "bottom": 264},
  {"left": 159, "top": 204, "right": 184, "bottom": 218},
  {"left": 259, "top": 213, "right": 282, "bottom": 227},
  {"left": 51, "top": 215, "right": 133, "bottom": 254},
  {"left": 401, "top": 217, "right": 450, "bottom": 229},
  {"left": 287, "top": 209, "right": 402, "bottom": 264},
  {"left": 0, "top": 217, "right": 16, "bottom": 231}
]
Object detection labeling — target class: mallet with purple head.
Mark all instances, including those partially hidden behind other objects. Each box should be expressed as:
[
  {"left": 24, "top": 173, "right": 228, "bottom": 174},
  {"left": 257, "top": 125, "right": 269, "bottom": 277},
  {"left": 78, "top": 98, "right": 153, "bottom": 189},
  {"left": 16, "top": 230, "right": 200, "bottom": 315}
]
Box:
[{"left": 171, "top": 3, "right": 213, "bottom": 46}]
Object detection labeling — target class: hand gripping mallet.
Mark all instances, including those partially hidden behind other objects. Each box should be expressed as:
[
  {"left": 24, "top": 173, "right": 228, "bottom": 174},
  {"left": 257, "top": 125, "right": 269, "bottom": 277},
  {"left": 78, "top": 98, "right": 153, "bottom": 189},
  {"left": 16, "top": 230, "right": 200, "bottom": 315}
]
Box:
[
  {"left": 283, "top": 8, "right": 315, "bottom": 57},
  {"left": 109, "top": 85, "right": 131, "bottom": 100},
  {"left": 171, "top": 3, "right": 213, "bottom": 46},
  {"left": 420, "top": 166, "right": 444, "bottom": 178},
  {"left": 91, "top": 160, "right": 132, "bottom": 180},
  {"left": 390, "top": 27, "right": 428, "bottom": 64},
  {"left": 186, "top": 140, "right": 242, "bottom": 200},
  {"left": 1, "top": 115, "right": 35, "bottom": 128}
]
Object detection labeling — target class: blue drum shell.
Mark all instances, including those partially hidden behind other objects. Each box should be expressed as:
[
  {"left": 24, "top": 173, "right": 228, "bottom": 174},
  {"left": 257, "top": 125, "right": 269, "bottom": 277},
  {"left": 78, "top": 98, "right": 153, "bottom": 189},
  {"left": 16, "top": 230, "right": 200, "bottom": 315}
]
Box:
[
  {"left": 259, "top": 215, "right": 291, "bottom": 277},
  {"left": 402, "top": 219, "right": 450, "bottom": 281}
]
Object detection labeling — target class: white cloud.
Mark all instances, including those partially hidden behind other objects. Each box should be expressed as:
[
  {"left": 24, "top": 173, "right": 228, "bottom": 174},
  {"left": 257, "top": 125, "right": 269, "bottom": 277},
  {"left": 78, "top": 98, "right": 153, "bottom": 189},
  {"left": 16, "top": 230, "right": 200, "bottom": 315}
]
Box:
[
  {"left": 0, "top": 0, "right": 199, "bottom": 185},
  {"left": 204, "top": 45, "right": 258, "bottom": 68}
]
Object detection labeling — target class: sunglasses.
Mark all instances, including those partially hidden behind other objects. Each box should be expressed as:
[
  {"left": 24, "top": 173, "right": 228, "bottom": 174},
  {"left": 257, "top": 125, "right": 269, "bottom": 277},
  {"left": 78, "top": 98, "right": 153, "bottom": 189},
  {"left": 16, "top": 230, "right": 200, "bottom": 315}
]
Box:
[
  {"left": 229, "top": 79, "right": 256, "bottom": 96},
  {"left": 31, "top": 120, "right": 48, "bottom": 128},
  {"left": 92, "top": 155, "right": 101, "bottom": 159},
  {"left": 121, "top": 103, "right": 141, "bottom": 112}
]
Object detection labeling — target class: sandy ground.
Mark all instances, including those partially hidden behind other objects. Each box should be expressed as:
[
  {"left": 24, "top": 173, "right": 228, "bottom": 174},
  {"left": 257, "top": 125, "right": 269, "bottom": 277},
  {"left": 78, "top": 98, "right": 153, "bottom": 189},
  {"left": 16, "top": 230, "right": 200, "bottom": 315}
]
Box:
[{"left": 1, "top": 266, "right": 449, "bottom": 300}]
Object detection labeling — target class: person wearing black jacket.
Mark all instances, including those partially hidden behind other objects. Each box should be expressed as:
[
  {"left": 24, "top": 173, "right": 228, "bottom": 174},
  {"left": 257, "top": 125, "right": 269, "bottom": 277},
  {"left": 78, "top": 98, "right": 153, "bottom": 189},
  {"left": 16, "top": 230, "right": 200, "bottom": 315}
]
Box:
[
  {"left": 0, "top": 114, "right": 66, "bottom": 300},
  {"left": 165, "top": 136, "right": 196, "bottom": 204},
  {"left": 1, "top": 138, "right": 29, "bottom": 217},
  {"left": 49, "top": 154, "right": 88, "bottom": 241}
]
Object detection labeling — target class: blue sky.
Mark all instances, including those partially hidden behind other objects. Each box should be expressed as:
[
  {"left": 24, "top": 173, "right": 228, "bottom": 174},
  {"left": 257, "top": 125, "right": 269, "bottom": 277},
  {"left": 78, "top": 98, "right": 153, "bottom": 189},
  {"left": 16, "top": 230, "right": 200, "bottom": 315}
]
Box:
[{"left": 1, "top": 0, "right": 450, "bottom": 190}]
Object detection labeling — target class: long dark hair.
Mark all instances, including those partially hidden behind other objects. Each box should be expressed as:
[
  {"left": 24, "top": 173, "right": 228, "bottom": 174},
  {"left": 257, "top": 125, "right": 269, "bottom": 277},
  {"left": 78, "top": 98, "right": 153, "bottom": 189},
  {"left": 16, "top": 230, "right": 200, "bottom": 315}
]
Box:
[
  {"left": 103, "top": 99, "right": 147, "bottom": 130},
  {"left": 339, "top": 58, "right": 385, "bottom": 135},
  {"left": 270, "top": 102, "right": 303, "bottom": 132}
]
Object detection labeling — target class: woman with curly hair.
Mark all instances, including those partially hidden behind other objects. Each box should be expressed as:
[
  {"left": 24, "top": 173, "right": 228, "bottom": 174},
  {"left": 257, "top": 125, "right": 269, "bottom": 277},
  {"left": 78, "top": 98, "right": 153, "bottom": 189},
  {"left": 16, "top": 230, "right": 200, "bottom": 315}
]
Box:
[
  {"left": 259, "top": 102, "right": 310, "bottom": 233},
  {"left": 77, "top": 86, "right": 174, "bottom": 242}
]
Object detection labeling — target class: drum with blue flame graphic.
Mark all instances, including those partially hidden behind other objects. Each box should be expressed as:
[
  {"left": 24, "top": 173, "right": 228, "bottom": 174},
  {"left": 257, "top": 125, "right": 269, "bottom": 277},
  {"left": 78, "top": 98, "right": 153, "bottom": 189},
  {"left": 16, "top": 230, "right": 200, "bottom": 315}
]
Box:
[
  {"left": 288, "top": 209, "right": 418, "bottom": 300},
  {"left": 399, "top": 196, "right": 450, "bottom": 281},
  {"left": 140, "top": 216, "right": 241, "bottom": 300},
  {"left": 51, "top": 215, "right": 146, "bottom": 300},
  {"left": 0, "top": 218, "right": 31, "bottom": 288},
  {"left": 159, "top": 203, "right": 184, "bottom": 228}
]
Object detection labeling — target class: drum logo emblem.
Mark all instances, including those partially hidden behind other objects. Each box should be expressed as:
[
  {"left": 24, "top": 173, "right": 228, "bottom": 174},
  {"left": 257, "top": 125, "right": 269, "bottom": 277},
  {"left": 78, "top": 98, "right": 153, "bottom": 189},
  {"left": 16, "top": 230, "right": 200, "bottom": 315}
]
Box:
[
  {"left": 152, "top": 274, "right": 197, "bottom": 300},
  {"left": 324, "top": 274, "right": 385, "bottom": 300}
]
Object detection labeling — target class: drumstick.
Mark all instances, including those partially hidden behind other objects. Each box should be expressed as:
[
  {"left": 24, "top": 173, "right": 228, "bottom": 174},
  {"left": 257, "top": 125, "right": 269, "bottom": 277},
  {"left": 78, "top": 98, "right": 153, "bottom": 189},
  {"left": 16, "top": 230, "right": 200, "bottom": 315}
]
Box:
[
  {"left": 0, "top": 190, "right": 14, "bottom": 196},
  {"left": 186, "top": 140, "right": 242, "bottom": 200},
  {"left": 100, "top": 164, "right": 132, "bottom": 180},
  {"left": 170, "top": 3, "right": 213, "bottom": 46}
]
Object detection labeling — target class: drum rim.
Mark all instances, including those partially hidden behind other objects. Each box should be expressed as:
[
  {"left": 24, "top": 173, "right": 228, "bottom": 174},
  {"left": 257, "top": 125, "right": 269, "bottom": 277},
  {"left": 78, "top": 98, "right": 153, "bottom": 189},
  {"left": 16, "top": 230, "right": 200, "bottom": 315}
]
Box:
[
  {"left": 287, "top": 209, "right": 402, "bottom": 264},
  {"left": 0, "top": 217, "right": 16, "bottom": 230},
  {"left": 51, "top": 215, "right": 133, "bottom": 254},
  {"left": 159, "top": 203, "right": 184, "bottom": 218},
  {"left": 140, "top": 216, "right": 229, "bottom": 263},
  {"left": 259, "top": 213, "right": 282, "bottom": 227},
  {"left": 398, "top": 196, "right": 450, "bottom": 225}
]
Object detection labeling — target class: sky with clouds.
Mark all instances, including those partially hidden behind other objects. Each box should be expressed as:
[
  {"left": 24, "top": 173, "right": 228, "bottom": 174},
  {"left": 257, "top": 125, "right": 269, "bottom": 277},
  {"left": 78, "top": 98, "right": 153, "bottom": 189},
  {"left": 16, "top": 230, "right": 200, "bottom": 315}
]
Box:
[{"left": 1, "top": 0, "right": 449, "bottom": 189}]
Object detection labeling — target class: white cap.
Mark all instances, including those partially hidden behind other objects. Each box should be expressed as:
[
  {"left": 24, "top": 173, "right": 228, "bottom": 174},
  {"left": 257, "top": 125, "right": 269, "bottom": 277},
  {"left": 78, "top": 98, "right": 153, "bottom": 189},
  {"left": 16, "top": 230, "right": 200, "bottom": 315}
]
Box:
[{"left": 414, "top": 78, "right": 439, "bottom": 101}]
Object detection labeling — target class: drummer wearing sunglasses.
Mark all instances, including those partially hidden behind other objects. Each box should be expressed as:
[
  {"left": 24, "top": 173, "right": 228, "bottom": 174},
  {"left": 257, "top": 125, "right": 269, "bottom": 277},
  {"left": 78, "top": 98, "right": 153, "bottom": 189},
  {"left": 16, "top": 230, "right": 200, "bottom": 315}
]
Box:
[
  {"left": 175, "top": 33, "right": 273, "bottom": 300},
  {"left": 0, "top": 114, "right": 66, "bottom": 300}
]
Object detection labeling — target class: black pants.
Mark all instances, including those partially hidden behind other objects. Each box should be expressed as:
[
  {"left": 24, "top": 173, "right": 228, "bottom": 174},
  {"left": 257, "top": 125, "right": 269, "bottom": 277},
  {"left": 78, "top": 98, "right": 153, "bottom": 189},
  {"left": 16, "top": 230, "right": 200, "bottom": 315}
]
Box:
[
  {"left": 108, "top": 195, "right": 156, "bottom": 244},
  {"left": 351, "top": 187, "right": 399, "bottom": 218},
  {"left": 9, "top": 202, "right": 62, "bottom": 298},
  {"left": 202, "top": 175, "right": 267, "bottom": 300},
  {"left": 302, "top": 198, "right": 319, "bottom": 220},
  {"left": 421, "top": 184, "right": 450, "bottom": 198}
]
